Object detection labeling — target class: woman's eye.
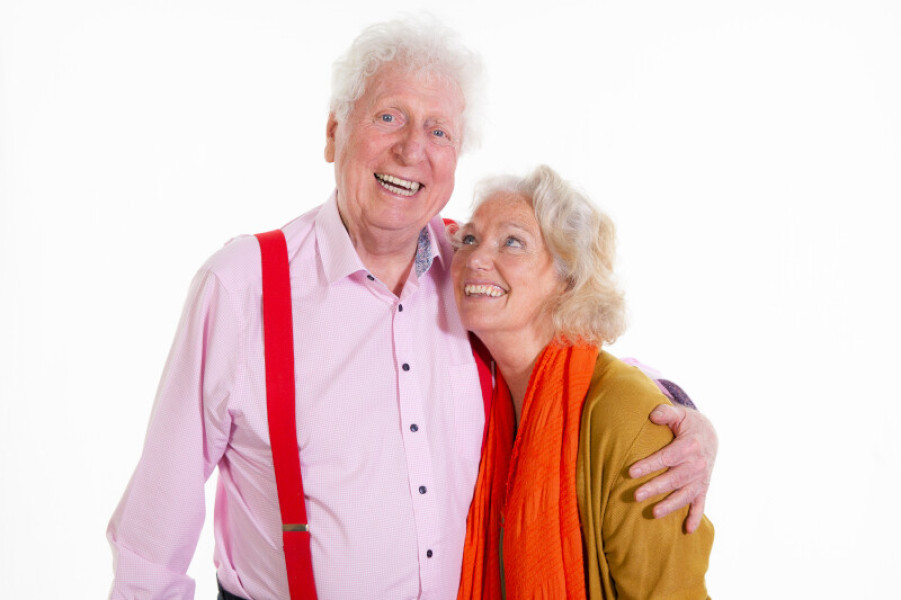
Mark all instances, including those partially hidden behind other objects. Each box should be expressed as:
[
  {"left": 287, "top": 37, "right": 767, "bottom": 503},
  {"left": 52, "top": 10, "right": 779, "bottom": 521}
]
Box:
[
  {"left": 461, "top": 234, "right": 476, "bottom": 245},
  {"left": 380, "top": 114, "right": 394, "bottom": 123},
  {"left": 432, "top": 129, "right": 446, "bottom": 138},
  {"left": 504, "top": 237, "right": 523, "bottom": 248}
]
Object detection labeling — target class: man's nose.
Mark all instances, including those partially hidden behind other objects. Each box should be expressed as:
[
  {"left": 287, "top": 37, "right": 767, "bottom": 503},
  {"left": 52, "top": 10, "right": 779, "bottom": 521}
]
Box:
[{"left": 393, "top": 127, "right": 426, "bottom": 164}]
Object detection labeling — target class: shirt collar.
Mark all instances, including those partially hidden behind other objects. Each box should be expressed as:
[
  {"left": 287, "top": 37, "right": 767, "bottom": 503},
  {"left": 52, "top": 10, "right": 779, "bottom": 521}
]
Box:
[
  {"left": 315, "top": 191, "right": 454, "bottom": 285},
  {"left": 315, "top": 192, "right": 368, "bottom": 284},
  {"left": 422, "top": 214, "right": 453, "bottom": 276},
  {"left": 413, "top": 226, "right": 435, "bottom": 278}
]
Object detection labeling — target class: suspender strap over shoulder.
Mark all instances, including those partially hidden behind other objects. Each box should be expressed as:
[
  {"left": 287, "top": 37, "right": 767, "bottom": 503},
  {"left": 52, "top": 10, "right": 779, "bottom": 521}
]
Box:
[
  {"left": 255, "top": 229, "right": 318, "bottom": 600},
  {"left": 256, "top": 224, "right": 494, "bottom": 599}
]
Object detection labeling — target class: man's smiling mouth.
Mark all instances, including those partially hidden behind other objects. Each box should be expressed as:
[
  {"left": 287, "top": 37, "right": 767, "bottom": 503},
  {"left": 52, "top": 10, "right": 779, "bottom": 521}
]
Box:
[{"left": 375, "top": 173, "right": 422, "bottom": 197}]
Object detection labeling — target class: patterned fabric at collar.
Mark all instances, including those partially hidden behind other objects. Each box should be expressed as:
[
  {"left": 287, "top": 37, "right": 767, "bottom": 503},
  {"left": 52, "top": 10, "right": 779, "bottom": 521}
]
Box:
[{"left": 414, "top": 227, "right": 435, "bottom": 277}]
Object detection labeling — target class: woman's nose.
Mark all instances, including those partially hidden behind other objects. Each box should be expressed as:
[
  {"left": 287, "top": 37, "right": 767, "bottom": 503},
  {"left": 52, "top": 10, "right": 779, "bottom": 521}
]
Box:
[{"left": 466, "top": 243, "right": 492, "bottom": 270}]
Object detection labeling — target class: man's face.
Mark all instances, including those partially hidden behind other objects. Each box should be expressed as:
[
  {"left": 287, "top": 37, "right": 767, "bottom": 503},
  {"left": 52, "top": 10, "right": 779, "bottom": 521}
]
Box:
[{"left": 325, "top": 62, "right": 464, "bottom": 245}]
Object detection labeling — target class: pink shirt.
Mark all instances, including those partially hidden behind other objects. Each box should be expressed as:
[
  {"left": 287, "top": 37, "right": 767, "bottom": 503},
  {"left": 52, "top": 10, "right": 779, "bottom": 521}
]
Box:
[{"left": 107, "top": 194, "right": 485, "bottom": 599}]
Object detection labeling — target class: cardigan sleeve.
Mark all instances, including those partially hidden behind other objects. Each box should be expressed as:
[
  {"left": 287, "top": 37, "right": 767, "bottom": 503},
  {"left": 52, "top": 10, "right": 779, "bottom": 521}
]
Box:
[{"left": 577, "top": 352, "right": 714, "bottom": 600}]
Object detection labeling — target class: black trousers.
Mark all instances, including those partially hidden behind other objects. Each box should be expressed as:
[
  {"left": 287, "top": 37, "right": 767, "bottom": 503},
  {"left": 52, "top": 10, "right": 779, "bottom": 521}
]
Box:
[{"left": 217, "top": 578, "right": 249, "bottom": 600}]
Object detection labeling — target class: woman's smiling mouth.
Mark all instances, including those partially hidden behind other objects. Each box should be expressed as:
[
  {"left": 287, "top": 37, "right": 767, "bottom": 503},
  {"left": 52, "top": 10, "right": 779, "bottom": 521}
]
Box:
[{"left": 464, "top": 283, "right": 506, "bottom": 297}]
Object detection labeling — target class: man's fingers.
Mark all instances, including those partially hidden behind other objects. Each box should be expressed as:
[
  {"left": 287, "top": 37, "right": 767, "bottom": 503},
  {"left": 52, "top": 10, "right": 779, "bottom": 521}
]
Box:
[
  {"left": 684, "top": 492, "right": 707, "bottom": 534},
  {"left": 650, "top": 485, "right": 696, "bottom": 520},
  {"left": 629, "top": 403, "right": 693, "bottom": 478},
  {"left": 634, "top": 461, "right": 701, "bottom": 502},
  {"left": 648, "top": 402, "right": 687, "bottom": 427},
  {"left": 630, "top": 401, "right": 715, "bottom": 533},
  {"left": 629, "top": 435, "right": 700, "bottom": 479},
  {"left": 628, "top": 450, "right": 667, "bottom": 480},
  {"left": 637, "top": 482, "right": 707, "bottom": 533}
]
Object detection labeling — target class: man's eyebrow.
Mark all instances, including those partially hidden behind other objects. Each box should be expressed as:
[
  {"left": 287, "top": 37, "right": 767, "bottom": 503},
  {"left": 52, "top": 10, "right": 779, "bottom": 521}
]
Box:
[{"left": 426, "top": 116, "right": 458, "bottom": 126}]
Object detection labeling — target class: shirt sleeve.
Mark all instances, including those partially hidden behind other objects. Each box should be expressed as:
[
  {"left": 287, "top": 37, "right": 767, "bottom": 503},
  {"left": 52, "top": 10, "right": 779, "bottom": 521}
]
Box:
[
  {"left": 620, "top": 357, "right": 698, "bottom": 409},
  {"left": 106, "top": 268, "right": 238, "bottom": 599}
]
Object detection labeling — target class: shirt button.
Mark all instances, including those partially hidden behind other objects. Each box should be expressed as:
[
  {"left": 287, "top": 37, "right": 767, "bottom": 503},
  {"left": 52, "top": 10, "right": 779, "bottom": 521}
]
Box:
[
  {"left": 398, "top": 304, "right": 404, "bottom": 312},
  {"left": 402, "top": 363, "right": 410, "bottom": 371},
  {"left": 419, "top": 486, "right": 427, "bottom": 494},
  {"left": 426, "top": 549, "right": 433, "bottom": 558},
  {"left": 410, "top": 424, "right": 418, "bottom": 432},
  {"left": 366, "top": 274, "right": 375, "bottom": 281}
]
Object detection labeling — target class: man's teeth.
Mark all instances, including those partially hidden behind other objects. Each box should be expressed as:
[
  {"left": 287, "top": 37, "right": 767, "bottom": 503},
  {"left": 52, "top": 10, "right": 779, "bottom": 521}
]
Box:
[
  {"left": 376, "top": 173, "right": 421, "bottom": 197},
  {"left": 464, "top": 284, "right": 505, "bottom": 297}
]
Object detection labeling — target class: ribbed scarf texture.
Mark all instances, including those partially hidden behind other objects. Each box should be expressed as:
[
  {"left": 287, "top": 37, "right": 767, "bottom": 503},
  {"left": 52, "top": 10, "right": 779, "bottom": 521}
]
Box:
[{"left": 457, "top": 343, "right": 599, "bottom": 599}]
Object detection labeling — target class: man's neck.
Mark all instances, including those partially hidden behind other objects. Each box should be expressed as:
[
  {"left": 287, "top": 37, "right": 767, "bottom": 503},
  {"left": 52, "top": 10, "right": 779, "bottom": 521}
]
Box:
[
  {"left": 337, "top": 206, "right": 429, "bottom": 297},
  {"left": 359, "top": 247, "right": 417, "bottom": 297},
  {"left": 353, "top": 228, "right": 424, "bottom": 297}
]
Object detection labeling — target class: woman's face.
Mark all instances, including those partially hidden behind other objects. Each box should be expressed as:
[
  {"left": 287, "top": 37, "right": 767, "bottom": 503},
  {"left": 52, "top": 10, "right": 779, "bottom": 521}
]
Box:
[{"left": 452, "top": 192, "right": 564, "bottom": 343}]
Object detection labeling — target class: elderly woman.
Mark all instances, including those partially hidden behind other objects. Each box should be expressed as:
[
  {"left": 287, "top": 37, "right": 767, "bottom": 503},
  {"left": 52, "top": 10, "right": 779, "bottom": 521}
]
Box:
[{"left": 453, "top": 165, "right": 714, "bottom": 599}]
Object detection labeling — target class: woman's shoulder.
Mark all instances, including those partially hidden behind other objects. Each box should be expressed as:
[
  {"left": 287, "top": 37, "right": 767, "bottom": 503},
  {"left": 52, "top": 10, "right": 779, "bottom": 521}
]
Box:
[
  {"left": 584, "top": 351, "right": 673, "bottom": 432},
  {"left": 580, "top": 350, "right": 676, "bottom": 467},
  {"left": 579, "top": 351, "right": 714, "bottom": 599}
]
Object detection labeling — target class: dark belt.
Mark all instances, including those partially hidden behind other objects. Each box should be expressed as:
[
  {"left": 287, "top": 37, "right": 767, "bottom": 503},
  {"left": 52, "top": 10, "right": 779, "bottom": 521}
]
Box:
[{"left": 217, "top": 578, "right": 249, "bottom": 600}]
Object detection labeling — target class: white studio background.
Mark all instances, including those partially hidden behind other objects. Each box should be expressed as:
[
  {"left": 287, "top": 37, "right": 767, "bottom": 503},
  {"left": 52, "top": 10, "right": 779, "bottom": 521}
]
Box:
[{"left": 2, "top": 0, "right": 899, "bottom": 597}]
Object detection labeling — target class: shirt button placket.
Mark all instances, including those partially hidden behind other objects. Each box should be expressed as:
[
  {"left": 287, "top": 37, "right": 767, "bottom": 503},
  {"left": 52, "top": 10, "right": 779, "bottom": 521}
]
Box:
[{"left": 393, "top": 292, "right": 438, "bottom": 591}]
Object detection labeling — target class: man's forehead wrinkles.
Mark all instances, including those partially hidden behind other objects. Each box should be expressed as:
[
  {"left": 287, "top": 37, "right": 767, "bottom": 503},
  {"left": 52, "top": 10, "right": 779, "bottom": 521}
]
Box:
[{"left": 372, "top": 93, "right": 458, "bottom": 115}]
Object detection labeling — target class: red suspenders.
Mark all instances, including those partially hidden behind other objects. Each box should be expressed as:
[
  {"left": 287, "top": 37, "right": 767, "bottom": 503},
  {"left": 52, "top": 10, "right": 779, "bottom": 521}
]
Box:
[
  {"left": 256, "top": 230, "right": 318, "bottom": 599},
  {"left": 255, "top": 228, "right": 493, "bottom": 599}
]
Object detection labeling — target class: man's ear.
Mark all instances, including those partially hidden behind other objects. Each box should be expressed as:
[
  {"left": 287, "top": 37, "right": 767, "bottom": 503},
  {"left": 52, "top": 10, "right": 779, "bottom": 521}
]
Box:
[{"left": 324, "top": 113, "right": 339, "bottom": 163}]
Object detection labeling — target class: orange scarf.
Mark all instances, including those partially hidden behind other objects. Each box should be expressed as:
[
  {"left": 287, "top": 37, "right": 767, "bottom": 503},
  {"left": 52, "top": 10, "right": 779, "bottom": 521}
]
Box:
[{"left": 457, "top": 343, "right": 599, "bottom": 600}]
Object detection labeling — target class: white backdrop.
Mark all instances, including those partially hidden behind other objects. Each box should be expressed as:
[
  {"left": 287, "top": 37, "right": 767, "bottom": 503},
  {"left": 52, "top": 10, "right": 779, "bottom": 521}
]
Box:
[{"left": 2, "top": 0, "right": 900, "bottom": 597}]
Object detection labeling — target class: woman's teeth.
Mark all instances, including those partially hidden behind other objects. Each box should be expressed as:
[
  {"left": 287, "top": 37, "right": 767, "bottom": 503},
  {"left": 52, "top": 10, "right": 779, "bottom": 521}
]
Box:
[{"left": 464, "top": 284, "right": 505, "bottom": 297}]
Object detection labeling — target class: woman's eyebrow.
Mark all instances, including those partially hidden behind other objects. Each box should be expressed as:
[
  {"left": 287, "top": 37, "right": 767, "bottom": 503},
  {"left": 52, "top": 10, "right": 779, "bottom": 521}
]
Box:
[
  {"left": 462, "top": 220, "right": 533, "bottom": 235},
  {"left": 498, "top": 220, "right": 533, "bottom": 234}
]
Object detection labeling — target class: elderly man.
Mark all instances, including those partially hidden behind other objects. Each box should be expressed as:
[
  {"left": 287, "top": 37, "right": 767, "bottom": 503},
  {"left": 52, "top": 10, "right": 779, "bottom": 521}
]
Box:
[{"left": 108, "top": 17, "right": 716, "bottom": 600}]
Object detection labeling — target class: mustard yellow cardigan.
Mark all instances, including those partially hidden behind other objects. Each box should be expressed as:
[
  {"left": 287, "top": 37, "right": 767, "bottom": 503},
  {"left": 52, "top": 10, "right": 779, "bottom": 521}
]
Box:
[{"left": 576, "top": 351, "right": 715, "bottom": 599}]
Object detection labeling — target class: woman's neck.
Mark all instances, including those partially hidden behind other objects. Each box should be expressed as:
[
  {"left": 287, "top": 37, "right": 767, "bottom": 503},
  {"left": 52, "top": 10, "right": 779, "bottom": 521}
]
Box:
[{"left": 478, "top": 327, "right": 555, "bottom": 424}]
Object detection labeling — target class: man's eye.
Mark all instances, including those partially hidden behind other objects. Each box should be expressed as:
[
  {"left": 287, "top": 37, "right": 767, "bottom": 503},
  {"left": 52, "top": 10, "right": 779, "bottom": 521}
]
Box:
[
  {"left": 432, "top": 129, "right": 446, "bottom": 138},
  {"left": 461, "top": 234, "right": 476, "bottom": 245},
  {"left": 380, "top": 114, "right": 394, "bottom": 123}
]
